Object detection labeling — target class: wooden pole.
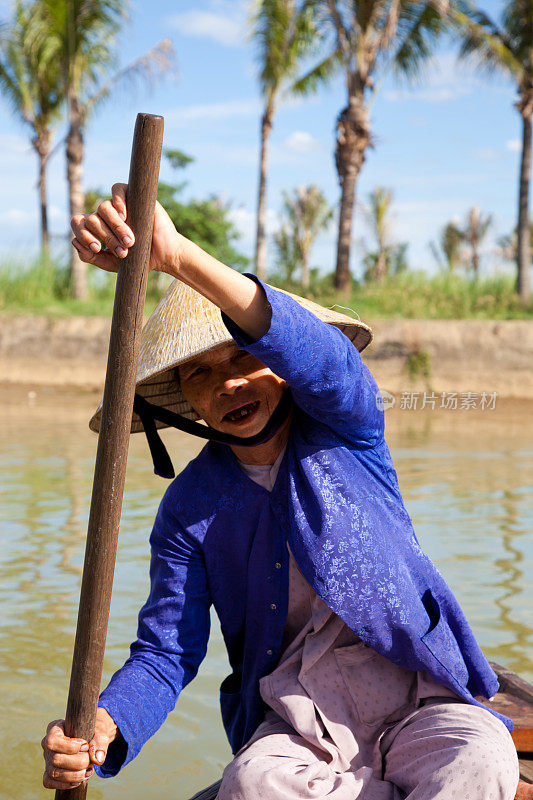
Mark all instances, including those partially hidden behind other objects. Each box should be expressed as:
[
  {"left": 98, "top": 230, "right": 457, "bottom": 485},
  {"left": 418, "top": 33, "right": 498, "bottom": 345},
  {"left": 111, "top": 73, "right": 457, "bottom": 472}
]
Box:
[{"left": 55, "top": 112, "right": 164, "bottom": 800}]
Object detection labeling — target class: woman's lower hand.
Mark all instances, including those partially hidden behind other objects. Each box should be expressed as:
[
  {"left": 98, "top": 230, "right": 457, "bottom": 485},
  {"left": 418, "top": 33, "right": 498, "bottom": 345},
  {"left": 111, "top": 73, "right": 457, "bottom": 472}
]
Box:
[{"left": 42, "top": 708, "right": 119, "bottom": 790}]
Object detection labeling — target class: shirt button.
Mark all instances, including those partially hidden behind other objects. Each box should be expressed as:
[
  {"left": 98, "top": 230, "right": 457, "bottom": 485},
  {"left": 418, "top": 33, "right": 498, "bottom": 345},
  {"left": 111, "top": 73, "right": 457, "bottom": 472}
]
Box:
[
  {"left": 270, "top": 603, "right": 277, "bottom": 611},
  {"left": 275, "top": 562, "right": 282, "bottom": 569},
  {"left": 266, "top": 649, "right": 273, "bottom": 656}
]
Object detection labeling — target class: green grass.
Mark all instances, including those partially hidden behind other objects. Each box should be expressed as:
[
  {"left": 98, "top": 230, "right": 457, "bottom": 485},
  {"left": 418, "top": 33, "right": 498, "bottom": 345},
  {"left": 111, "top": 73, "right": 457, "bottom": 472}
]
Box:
[
  {"left": 0, "top": 257, "right": 162, "bottom": 316},
  {"left": 270, "top": 270, "right": 533, "bottom": 320},
  {"left": 0, "top": 258, "right": 531, "bottom": 320},
  {"left": 405, "top": 349, "right": 432, "bottom": 381}
]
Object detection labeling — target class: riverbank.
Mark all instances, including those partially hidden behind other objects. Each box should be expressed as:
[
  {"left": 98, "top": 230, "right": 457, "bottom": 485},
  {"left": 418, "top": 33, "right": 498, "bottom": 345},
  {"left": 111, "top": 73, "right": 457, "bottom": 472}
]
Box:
[{"left": 0, "top": 314, "right": 532, "bottom": 399}]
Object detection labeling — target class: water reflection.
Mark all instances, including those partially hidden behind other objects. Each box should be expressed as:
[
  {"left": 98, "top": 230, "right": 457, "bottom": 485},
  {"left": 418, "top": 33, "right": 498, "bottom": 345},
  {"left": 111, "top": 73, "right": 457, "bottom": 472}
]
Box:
[
  {"left": 0, "top": 388, "right": 531, "bottom": 800},
  {"left": 492, "top": 488, "right": 531, "bottom": 675},
  {"left": 385, "top": 402, "right": 533, "bottom": 681}
]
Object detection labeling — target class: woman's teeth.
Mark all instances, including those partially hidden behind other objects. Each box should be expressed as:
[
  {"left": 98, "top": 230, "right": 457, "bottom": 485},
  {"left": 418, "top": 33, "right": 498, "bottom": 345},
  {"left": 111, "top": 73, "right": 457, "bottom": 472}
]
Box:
[{"left": 226, "top": 401, "right": 259, "bottom": 421}]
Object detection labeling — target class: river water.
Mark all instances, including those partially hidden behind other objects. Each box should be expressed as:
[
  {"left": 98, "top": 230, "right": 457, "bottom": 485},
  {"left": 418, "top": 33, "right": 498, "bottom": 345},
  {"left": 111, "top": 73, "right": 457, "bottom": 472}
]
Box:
[{"left": 1, "top": 386, "right": 531, "bottom": 800}]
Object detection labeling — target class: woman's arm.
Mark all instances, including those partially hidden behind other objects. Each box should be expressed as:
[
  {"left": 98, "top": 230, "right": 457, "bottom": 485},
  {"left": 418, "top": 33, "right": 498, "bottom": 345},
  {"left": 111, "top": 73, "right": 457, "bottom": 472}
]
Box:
[
  {"left": 222, "top": 277, "right": 384, "bottom": 447},
  {"left": 70, "top": 183, "right": 271, "bottom": 341},
  {"left": 95, "top": 489, "right": 211, "bottom": 777},
  {"left": 71, "top": 182, "right": 382, "bottom": 445}
]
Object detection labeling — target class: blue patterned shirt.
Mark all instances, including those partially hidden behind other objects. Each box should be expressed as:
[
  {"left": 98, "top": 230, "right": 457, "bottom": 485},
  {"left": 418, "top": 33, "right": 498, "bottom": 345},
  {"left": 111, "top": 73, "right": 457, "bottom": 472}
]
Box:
[{"left": 97, "top": 278, "right": 510, "bottom": 777}]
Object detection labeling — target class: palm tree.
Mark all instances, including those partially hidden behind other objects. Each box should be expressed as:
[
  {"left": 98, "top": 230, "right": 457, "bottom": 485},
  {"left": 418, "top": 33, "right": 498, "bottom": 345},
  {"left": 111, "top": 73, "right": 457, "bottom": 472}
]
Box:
[
  {"left": 274, "top": 223, "right": 300, "bottom": 282},
  {"left": 365, "top": 187, "right": 393, "bottom": 282},
  {"left": 0, "top": 0, "right": 62, "bottom": 258},
  {"left": 462, "top": 205, "right": 491, "bottom": 275},
  {"left": 41, "top": 0, "right": 174, "bottom": 299},
  {"left": 497, "top": 221, "right": 533, "bottom": 264},
  {"left": 278, "top": 184, "right": 333, "bottom": 288},
  {"left": 362, "top": 186, "right": 409, "bottom": 281},
  {"left": 249, "top": 0, "right": 315, "bottom": 280},
  {"left": 430, "top": 219, "right": 463, "bottom": 272},
  {"left": 454, "top": 0, "right": 533, "bottom": 302},
  {"left": 295, "top": 0, "right": 450, "bottom": 293}
]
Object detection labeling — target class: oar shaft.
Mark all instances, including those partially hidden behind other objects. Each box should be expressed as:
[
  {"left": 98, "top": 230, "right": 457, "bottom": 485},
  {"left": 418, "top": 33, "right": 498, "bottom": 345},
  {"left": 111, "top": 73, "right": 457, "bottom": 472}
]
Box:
[{"left": 55, "top": 112, "right": 164, "bottom": 800}]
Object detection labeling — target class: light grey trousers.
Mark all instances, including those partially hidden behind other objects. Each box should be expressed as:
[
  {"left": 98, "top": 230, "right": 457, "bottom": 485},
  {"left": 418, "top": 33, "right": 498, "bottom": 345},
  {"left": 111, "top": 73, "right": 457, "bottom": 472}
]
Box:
[{"left": 218, "top": 700, "right": 519, "bottom": 800}]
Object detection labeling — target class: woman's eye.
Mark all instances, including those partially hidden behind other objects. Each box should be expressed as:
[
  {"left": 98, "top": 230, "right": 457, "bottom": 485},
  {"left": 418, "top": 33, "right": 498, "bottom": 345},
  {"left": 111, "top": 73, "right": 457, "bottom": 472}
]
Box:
[{"left": 189, "top": 366, "right": 208, "bottom": 379}]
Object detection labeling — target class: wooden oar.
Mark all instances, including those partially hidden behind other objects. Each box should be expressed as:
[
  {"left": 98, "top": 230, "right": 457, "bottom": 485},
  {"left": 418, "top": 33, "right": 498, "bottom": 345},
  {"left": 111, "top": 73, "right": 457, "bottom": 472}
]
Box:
[{"left": 55, "top": 112, "right": 164, "bottom": 800}]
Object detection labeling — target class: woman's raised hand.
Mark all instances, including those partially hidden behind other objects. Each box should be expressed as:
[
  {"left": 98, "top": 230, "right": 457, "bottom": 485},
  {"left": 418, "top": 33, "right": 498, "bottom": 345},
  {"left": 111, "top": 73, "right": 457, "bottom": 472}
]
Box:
[{"left": 70, "top": 183, "right": 188, "bottom": 277}]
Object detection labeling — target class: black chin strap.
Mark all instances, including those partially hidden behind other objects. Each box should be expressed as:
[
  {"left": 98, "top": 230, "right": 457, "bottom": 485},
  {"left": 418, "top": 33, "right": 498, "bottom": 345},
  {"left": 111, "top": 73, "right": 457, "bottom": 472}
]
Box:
[{"left": 133, "top": 391, "right": 293, "bottom": 479}]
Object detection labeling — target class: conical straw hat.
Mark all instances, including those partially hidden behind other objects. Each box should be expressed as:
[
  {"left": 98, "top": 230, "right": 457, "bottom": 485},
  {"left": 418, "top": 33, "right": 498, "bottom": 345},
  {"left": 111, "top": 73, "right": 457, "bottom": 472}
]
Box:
[{"left": 89, "top": 279, "right": 373, "bottom": 435}]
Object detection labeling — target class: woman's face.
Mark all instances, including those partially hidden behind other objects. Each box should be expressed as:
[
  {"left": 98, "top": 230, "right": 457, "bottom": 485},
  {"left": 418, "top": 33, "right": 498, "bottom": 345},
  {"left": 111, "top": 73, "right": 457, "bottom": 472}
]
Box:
[{"left": 178, "top": 343, "right": 286, "bottom": 437}]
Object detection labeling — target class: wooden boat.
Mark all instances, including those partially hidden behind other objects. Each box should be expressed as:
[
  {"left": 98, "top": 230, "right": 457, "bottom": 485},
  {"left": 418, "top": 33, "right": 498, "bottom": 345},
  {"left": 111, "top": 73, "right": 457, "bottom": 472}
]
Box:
[
  {"left": 186, "top": 662, "right": 533, "bottom": 800},
  {"left": 484, "top": 662, "right": 533, "bottom": 785}
]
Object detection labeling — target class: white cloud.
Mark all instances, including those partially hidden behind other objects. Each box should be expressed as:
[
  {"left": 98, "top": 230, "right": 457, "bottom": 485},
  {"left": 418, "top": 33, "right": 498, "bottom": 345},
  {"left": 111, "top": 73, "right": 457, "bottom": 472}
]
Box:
[
  {"left": 164, "top": 99, "right": 260, "bottom": 126},
  {"left": 0, "top": 208, "right": 33, "bottom": 226},
  {"left": 229, "top": 205, "right": 278, "bottom": 251},
  {"left": 167, "top": 1, "right": 250, "bottom": 48},
  {"left": 188, "top": 135, "right": 330, "bottom": 170},
  {"left": 283, "top": 131, "right": 320, "bottom": 154},
  {"left": 506, "top": 139, "right": 521, "bottom": 153},
  {"left": 48, "top": 205, "right": 63, "bottom": 222}
]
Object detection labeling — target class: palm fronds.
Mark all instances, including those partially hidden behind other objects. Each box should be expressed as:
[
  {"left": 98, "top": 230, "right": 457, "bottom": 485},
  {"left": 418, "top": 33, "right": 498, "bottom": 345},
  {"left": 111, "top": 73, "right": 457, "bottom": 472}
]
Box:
[
  {"left": 291, "top": 48, "right": 343, "bottom": 93},
  {"left": 393, "top": 2, "right": 451, "bottom": 82},
  {"left": 250, "top": 0, "right": 316, "bottom": 94},
  {"left": 453, "top": 1, "right": 524, "bottom": 80},
  {"left": 85, "top": 38, "right": 175, "bottom": 118}
]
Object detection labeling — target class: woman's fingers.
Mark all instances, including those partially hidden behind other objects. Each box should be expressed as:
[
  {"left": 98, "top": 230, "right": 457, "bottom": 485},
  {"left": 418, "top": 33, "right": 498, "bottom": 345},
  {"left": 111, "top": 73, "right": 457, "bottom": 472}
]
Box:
[
  {"left": 71, "top": 210, "right": 131, "bottom": 258},
  {"left": 43, "top": 772, "right": 83, "bottom": 790},
  {"left": 42, "top": 765, "right": 94, "bottom": 790},
  {"left": 97, "top": 199, "right": 135, "bottom": 249},
  {"left": 42, "top": 743, "right": 89, "bottom": 769},
  {"left": 111, "top": 183, "right": 128, "bottom": 221},
  {"left": 72, "top": 239, "right": 119, "bottom": 273},
  {"left": 42, "top": 719, "right": 93, "bottom": 790},
  {"left": 42, "top": 720, "right": 86, "bottom": 755}
]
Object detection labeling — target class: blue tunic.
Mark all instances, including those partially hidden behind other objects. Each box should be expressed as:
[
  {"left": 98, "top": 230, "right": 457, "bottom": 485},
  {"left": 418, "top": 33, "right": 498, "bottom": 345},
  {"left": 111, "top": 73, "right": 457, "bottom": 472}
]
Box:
[{"left": 97, "top": 278, "right": 510, "bottom": 778}]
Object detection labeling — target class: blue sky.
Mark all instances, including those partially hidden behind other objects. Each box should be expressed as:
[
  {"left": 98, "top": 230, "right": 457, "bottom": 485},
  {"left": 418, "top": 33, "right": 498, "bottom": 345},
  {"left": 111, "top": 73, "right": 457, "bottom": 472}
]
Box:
[{"left": 0, "top": 0, "right": 523, "bottom": 279}]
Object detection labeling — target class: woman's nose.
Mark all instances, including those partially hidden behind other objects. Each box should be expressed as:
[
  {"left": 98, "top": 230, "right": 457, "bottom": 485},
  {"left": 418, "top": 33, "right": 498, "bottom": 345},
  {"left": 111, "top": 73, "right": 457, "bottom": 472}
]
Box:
[{"left": 217, "top": 373, "right": 248, "bottom": 396}]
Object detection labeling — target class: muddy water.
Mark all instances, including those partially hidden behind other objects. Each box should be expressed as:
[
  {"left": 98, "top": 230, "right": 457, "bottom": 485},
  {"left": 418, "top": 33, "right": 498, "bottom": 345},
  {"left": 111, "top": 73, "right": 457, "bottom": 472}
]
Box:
[{"left": 1, "top": 386, "right": 531, "bottom": 800}]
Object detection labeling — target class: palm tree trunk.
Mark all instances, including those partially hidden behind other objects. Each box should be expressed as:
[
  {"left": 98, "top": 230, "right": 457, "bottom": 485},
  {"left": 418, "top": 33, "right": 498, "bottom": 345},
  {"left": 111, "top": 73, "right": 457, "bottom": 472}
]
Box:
[
  {"left": 301, "top": 238, "right": 310, "bottom": 290},
  {"left": 67, "top": 94, "right": 87, "bottom": 300},
  {"left": 39, "top": 154, "right": 50, "bottom": 259},
  {"left": 516, "top": 109, "right": 531, "bottom": 302},
  {"left": 375, "top": 249, "right": 387, "bottom": 282},
  {"left": 335, "top": 166, "right": 357, "bottom": 293},
  {"left": 33, "top": 131, "right": 51, "bottom": 262},
  {"left": 255, "top": 103, "right": 273, "bottom": 281},
  {"left": 334, "top": 100, "right": 369, "bottom": 294},
  {"left": 472, "top": 245, "right": 480, "bottom": 276}
]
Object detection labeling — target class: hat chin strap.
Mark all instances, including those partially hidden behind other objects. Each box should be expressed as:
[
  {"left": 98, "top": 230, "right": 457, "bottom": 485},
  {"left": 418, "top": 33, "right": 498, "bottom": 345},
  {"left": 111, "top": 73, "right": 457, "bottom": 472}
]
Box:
[{"left": 133, "top": 390, "right": 293, "bottom": 479}]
